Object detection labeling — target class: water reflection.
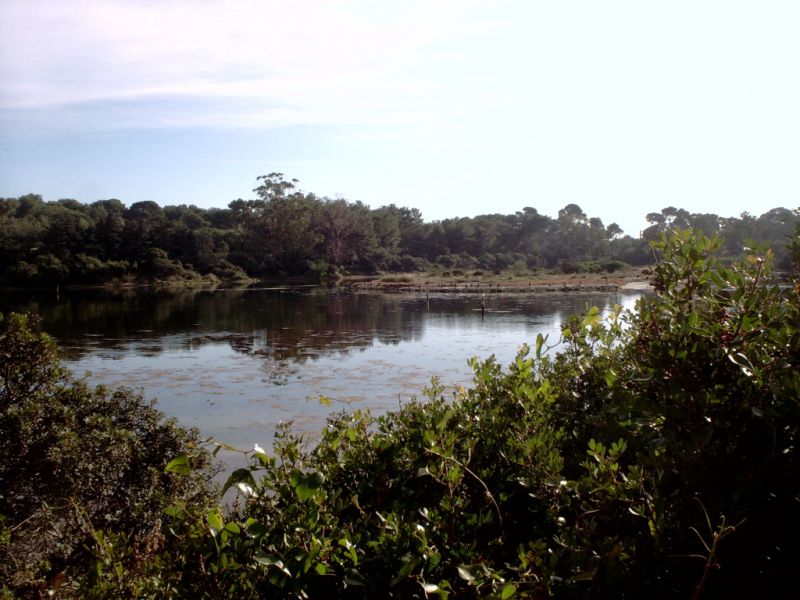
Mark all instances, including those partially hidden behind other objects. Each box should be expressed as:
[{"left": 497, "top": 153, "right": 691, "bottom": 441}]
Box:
[
  {"left": 0, "top": 287, "right": 641, "bottom": 453},
  {"left": 5, "top": 288, "right": 430, "bottom": 362}
]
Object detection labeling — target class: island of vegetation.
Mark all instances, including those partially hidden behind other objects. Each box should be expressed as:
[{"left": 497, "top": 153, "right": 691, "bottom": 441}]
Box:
[
  {"left": 1, "top": 174, "right": 797, "bottom": 289},
  {"left": 1, "top": 227, "right": 798, "bottom": 598}
]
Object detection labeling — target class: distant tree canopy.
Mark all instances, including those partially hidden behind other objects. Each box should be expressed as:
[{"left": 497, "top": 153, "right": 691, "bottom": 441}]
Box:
[{"left": 1, "top": 177, "right": 797, "bottom": 286}]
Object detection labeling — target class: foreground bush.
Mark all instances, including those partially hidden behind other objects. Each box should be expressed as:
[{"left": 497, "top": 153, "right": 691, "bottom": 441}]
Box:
[
  {"left": 0, "top": 313, "right": 215, "bottom": 598},
  {"left": 155, "top": 230, "right": 797, "bottom": 598}
]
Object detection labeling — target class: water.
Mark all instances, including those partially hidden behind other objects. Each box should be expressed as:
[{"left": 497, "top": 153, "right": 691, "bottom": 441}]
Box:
[{"left": 1, "top": 287, "right": 641, "bottom": 453}]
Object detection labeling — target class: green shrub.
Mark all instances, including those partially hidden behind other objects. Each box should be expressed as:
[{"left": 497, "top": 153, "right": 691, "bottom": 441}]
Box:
[
  {"left": 565, "top": 259, "right": 631, "bottom": 274},
  {"left": 0, "top": 313, "right": 215, "bottom": 598}
]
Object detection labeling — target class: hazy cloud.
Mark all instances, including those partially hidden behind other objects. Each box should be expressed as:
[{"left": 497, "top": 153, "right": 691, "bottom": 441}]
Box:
[{"left": 0, "top": 0, "right": 495, "bottom": 132}]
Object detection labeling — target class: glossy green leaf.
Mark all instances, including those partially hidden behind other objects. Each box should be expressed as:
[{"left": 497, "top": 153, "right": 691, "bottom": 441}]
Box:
[
  {"left": 165, "top": 454, "right": 190, "bottom": 475},
  {"left": 295, "top": 471, "right": 325, "bottom": 502},
  {"left": 501, "top": 583, "right": 517, "bottom": 599},
  {"left": 207, "top": 510, "right": 224, "bottom": 535}
]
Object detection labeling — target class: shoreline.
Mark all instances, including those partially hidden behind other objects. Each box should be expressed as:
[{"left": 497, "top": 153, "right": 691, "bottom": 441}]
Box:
[
  {"left": 1, "top": 273, "right": 655, "bottom": 295},
  {"left": 349, "top": 274, "right": 653, "bottom": 295}
]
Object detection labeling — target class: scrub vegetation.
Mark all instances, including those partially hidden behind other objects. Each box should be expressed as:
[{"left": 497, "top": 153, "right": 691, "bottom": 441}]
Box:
[{"left": 1, "top": 228, "right": 798, "bottom": 598}]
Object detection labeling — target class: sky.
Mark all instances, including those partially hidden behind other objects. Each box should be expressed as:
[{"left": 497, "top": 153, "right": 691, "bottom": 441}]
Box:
[{"left": 1, "top": 0, "right": 798, "bottom": 238}]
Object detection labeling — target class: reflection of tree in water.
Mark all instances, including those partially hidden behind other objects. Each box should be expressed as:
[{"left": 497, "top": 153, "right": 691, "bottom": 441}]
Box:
[
  {"left": 216, "top": 291, "right": 425, "bottom": 363},
  {"left": 0, "top": 287, "right": 203, "bottom": 359},
  {"left": 0, "top": 288, "right": 428, "bottom": 363},
  {"left": 0, "top": 287, "right": 635, "bottom": 364}
]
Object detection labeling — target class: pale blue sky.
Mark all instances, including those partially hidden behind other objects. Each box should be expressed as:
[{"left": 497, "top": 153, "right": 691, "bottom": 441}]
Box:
[{"left": 1, "top": 0, "right": 798, "bottom": 237}]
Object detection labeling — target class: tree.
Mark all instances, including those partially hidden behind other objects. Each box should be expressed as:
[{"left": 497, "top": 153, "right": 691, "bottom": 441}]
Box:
[
  {"left": 314, "top": 199, "right": 376, "bottom": 268},
  {"left": 41, "top": 202, "right": 93, "bottom": 259},
  {"left": 513, "top": 207, "right": 550, "bottom": 264},
  {"left": 250, "top": 174, "right": 322, "bottom": 274},
  {"left": 123, "top": 200, "right": 166, "bottom": 262},
  {"left": 371, "top": 207, "right": 400, "bottom": 250},
  {"left": 547, "top": 203, "right": 602, "bottom": 265},
  {"left": 89, "top": 199, "right": 126, "bottom": 260},
  {"left": 719, "top": 212, "right": 757, "bottom": 257},
  {"left": 558, "top": 203, "right": 588, "bottom": 223},
  {"left": 688, "top": 212, "right": 720, "bottom": 237},
  {"left": 606, "top": 222, "right": 623, "bottom": 239}
]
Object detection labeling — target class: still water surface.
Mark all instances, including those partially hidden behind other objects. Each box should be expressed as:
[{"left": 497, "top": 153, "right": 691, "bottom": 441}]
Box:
[{"left": 1, "top": 287, "right": 640, "bottom": 451}]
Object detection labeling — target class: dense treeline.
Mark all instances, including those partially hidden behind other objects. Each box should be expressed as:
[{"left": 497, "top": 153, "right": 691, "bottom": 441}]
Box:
[
  {"left": 1, "top": 173, "right": 797, "bottom": 286},
  {"left": 2, "top": 229, "right": 798, "bottom": 597}
]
